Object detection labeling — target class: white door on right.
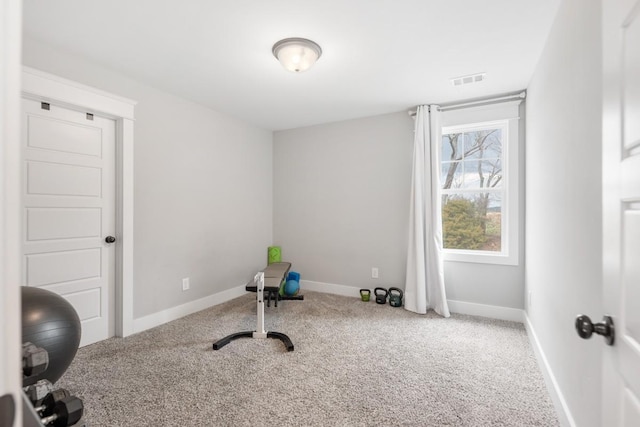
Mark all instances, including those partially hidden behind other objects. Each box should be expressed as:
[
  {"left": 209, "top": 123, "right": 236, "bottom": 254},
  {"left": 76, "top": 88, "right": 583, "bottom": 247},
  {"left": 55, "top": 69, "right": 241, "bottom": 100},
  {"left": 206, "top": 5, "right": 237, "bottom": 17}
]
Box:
[{"left": 602, "top": 0, "right": 640, "bottom": 425}]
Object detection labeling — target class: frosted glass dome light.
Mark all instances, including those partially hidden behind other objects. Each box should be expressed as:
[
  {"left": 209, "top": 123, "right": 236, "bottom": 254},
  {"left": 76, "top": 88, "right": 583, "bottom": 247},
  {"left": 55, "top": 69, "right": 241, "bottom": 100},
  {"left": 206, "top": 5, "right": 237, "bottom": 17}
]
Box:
[{"left": 272, "top": 38, "right": 322, "bottom": 73}]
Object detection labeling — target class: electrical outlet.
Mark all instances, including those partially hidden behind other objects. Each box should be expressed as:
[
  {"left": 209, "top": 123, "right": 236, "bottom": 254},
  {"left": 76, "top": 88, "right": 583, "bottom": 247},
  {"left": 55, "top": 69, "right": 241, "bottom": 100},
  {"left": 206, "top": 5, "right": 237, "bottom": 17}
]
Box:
[
  {"left": 182, "top": 277, "right": 190, "bottom": 291},
  {"left": 372, "top": 268, "right": 379, "bottom": 279}
]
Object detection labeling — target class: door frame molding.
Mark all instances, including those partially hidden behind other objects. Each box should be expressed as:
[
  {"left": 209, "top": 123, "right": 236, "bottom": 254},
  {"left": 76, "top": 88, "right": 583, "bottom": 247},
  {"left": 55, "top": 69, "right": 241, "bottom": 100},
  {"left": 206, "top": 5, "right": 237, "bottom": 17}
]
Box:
[
  {"left": 22, "top": 66, "right": 137, "bottom": 337},
  {"left": 2, "top": 0, "right": 23, "bottom": 422}
]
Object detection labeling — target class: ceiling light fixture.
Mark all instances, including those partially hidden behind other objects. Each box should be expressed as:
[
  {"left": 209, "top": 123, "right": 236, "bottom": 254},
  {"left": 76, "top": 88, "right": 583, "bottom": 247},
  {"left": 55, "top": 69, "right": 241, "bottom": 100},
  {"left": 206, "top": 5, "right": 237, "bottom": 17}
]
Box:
[{"left": 272, "top": 38, "right": 322, "bottom": 73}]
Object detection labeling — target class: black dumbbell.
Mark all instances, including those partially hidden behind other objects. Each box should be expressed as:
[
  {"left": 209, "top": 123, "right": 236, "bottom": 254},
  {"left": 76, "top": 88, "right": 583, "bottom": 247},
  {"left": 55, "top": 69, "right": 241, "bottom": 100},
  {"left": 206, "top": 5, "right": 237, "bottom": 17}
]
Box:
[
  {"left": 40, "top": 396, "right": 84, "bottom": 427},
  {"left": 24, "top": 379, "right": 55, "bottom": 405},
  {"left": 374, "top": 287, "right": 388, "bottom": 304},
  {"left": 34, "top": 389, "right": 70, "bottom": 415},
  {"left": 22, "top": 342, "right": 49, "bottom": 378}
]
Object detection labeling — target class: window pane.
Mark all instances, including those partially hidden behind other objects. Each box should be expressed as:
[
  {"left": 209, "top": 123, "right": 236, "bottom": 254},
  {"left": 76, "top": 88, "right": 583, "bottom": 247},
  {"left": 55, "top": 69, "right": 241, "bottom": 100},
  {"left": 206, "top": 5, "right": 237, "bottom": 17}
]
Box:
[
  {"left": 442, "top": 133, "right": 461, "bottom": 161},
  {"left": 462, "top": 132, "right": 476, "bottom": 158},
  {"left": 461, "top": 159, "right": 503, "bottom": 189},
  {"left": 442, "top": 193, "right": 502, "bottom": 252},
  {"left": 441, "top": 161, "right": 462, "bottom": 189},
  {"left": 463, "top": 129, "right": 502, "bottom": 160}
]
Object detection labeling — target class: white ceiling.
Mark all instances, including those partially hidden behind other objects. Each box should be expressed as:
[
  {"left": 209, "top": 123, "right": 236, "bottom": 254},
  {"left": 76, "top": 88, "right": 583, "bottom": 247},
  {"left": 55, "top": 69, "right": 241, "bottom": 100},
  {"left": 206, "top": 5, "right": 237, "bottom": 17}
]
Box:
[{"left": 23, "top": 0, "right": 561, "bottom": 131}]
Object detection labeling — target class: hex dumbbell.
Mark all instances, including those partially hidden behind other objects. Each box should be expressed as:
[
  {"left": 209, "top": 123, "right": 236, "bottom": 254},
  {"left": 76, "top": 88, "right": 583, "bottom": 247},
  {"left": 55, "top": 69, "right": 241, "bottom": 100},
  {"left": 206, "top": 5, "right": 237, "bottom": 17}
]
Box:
[
  {"left": 23, "top": 379, "right": 55, "bottom": 405},
  {"left": 22, "top": 342, "right": 49, "bottom": 378},
  {"left": 39, "top": 396, "right": 84, "bottom": 427},
  {"left": 33, "top": 389, "right": 70, "bottom": 415}
]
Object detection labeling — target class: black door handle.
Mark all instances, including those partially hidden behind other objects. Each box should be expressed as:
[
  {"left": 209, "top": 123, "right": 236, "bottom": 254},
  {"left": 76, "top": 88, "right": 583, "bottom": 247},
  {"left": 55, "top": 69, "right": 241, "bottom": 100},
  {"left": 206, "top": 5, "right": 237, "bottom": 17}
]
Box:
[
  {"left": 105, "top": 236, "right": 116, "bottom": 244},
  {"left": 575, "top": 314, "right": 615, "bottom": 346}
]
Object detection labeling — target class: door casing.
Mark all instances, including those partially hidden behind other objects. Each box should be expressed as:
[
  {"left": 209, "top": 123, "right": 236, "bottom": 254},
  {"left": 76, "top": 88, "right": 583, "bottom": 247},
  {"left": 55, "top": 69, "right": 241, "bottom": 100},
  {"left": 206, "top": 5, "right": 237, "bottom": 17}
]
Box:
[{"left": 21, "top": 66, "right": 137, "bottom": 338}]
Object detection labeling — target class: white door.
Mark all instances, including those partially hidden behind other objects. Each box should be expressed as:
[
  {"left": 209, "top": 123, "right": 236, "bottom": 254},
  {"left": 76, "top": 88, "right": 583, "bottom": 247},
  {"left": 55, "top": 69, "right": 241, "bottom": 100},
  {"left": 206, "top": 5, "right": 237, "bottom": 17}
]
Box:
[
  {"left": 602, "top": 0, "right": 640, "bottom": 424},
  {"left": 22, "top": 98, "right": 116, "bottom": 347}
]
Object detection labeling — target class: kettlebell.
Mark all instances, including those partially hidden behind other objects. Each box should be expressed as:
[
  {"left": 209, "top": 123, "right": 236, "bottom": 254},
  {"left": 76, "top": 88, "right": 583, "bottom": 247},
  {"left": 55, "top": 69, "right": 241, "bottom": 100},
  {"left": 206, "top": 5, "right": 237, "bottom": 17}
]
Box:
[
  {"left": 388, "top": 287, "right": 403, "bottom": 307},
  {"left": 359, "top": 289, "right": 371, "bottom": 302},
  {"left": 374, "top": 287, "right": 388, "bottom": 304}
]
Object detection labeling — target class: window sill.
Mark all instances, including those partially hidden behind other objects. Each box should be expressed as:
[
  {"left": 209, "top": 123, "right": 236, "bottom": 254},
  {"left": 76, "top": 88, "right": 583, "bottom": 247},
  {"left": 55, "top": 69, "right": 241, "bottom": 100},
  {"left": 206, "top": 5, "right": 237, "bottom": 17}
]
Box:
[{"left": 443, "top": 250, "right": 519, "bottom": 266}]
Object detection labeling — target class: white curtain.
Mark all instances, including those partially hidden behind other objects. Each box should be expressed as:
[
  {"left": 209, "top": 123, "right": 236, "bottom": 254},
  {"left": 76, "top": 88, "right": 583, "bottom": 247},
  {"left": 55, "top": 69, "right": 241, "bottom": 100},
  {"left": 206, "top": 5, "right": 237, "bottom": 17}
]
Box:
[{"left": 404, "top": 105, "right": 450, "bottom": 317}]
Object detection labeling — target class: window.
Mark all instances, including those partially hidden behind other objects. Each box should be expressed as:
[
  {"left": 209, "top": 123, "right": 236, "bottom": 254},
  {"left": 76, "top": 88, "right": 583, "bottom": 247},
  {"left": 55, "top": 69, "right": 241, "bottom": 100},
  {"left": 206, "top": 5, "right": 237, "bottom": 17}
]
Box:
[{"left": 439, "top": 103, "right": 520, "bottom": 265}]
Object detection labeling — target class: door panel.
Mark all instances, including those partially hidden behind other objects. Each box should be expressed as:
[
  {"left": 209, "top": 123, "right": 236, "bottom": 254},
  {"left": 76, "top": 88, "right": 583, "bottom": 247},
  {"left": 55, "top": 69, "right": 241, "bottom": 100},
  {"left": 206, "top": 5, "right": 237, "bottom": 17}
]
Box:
[
  {"left": 623, "top": 6, "right": 640, "bottom": 152},
  {"left": 26, "top": 249, "right": 101, "bottom": 287},
  {"left": 27, "top": 114, "right": 102, "bottom": 156},
  {"left": 22, "top": 98, "right": 116, "bottom": 347},
  {"left": 27, "top": 161, "right": 102, "bottom": 196},
  {"left": 603, "top": 0, "right": 640, "bottom": 424},
  {"left": 26, "top": 208, "right": 101, "bottom": 241},
  {"left": 622, "top": 209, "right": 640, "bottom": 339},
  {"left": 63, "top": 288, "right": 102, "bottom": 322}
]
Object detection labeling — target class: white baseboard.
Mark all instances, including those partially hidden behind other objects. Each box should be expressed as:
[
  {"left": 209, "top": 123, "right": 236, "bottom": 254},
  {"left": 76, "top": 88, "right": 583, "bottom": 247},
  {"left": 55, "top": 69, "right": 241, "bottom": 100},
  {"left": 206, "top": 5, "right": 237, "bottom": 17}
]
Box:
[
  {"left": 132, "top": 284, "right": 247, "bottom": 334},
  {"left": 301, "top": 280, "right": 524, "bottom": 323},
  {"left": 132, "top": 280, "right": 523, "bottom": 332},
  {"left": 300, "top": 280, "right": 361, "bottom": 297},
  {"left": 447, "top": 299, "right": 524, "bottom": 323},
  {"left": 524, "top": 313, "right": 575, "bottom": 427}
]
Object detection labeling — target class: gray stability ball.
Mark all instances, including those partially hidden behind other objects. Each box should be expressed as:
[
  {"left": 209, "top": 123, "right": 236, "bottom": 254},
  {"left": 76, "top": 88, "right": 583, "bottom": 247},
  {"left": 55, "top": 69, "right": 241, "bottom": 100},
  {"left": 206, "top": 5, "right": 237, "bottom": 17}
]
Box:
[{"left": 22, "top": 286, "right": 82, "bottom": 386}]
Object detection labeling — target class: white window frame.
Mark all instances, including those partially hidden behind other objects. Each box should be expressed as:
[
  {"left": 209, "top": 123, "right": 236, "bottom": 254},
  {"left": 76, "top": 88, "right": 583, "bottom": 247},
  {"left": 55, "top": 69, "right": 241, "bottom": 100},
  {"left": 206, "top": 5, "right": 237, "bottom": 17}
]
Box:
[{"left": 440, "top": 102, "right": 520, "bottom": 266}]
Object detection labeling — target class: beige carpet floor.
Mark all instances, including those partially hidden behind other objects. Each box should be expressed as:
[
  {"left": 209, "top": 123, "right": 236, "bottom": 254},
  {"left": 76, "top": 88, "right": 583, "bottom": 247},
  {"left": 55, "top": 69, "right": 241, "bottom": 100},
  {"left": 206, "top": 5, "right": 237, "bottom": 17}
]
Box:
[{"left": 57, "top": 291, "right": 559, "bottom": 426}]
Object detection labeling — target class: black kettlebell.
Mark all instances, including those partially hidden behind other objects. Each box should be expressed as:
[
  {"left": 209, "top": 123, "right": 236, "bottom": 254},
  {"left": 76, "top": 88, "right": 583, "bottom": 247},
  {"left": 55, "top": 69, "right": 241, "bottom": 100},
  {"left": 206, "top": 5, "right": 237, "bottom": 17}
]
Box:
[
  {"left": 388, "top": 287, "right": 403, "bottom": 307},
  {"left": 374, "top": 287, "right": 388, "bottom": 304}
]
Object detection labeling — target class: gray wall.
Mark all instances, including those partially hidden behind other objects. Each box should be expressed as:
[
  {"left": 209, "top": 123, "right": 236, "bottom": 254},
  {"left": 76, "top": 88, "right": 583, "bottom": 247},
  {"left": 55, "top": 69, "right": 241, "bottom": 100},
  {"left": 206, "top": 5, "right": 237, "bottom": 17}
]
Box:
[
  {"left": 23, "top": 38, "right": 274, "bottom": 319},
  {"left": 525, "top": 0, "right": 602, "bottom": 425},
  {"left": 273, "top": 112, "right": 413, "bottom": 290},
  {"left": 444, "top": 259, "right": 523, "bottom": 309},
  {"left": 442, "top": 102, "right": 526, "bottom": 310},
  {"left": 274, "top": 110, "right": 526, "bottom": 310}
]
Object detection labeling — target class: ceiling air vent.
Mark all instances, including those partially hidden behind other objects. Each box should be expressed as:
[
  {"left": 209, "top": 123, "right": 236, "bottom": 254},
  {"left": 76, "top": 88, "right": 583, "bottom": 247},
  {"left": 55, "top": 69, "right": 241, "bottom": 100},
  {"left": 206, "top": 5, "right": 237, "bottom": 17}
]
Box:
[{"left": 451, "top": 72, "right": 486, "bottom": 86}]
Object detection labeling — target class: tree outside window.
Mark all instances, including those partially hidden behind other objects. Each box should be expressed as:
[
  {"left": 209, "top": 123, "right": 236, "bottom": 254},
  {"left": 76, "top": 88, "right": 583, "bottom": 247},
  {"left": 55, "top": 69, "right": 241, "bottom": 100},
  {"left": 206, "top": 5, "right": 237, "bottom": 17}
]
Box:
[{"left": 441, "top": 123, "right": 506, "bottom": 252}]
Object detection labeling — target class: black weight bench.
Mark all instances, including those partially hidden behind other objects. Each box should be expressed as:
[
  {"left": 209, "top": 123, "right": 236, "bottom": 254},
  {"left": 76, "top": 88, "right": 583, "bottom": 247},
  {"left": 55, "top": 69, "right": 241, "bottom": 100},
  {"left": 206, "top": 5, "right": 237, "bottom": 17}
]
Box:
[
  {"left": 212, "top": 262, "right": 302, "bottom": 352},
  {"left": 245, "top": 262, "right": 304, "bottom": 307}
]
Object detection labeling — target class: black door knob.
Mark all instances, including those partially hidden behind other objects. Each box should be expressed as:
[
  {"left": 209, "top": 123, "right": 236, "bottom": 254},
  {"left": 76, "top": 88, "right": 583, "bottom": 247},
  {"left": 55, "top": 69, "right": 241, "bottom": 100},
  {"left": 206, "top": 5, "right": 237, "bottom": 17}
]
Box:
[
  {"left": 105, "top": 236, "right": 116, "bottom": 244},
  {"left": 575, "top": 314, "right": 615, "bottom": 346}
]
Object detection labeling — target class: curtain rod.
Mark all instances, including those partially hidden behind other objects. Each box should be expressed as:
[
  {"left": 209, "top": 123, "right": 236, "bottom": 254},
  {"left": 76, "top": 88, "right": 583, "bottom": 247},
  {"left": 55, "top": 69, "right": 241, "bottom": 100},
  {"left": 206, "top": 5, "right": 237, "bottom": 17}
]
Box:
[{"left": 408, "top": 90, "right": 526, "bottom": 117}]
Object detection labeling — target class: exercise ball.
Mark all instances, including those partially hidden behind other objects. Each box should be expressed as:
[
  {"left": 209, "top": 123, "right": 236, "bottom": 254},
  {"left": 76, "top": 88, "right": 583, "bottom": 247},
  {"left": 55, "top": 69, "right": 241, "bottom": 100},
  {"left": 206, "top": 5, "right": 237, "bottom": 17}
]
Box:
[
  {"left": 284, "top": 279, "right": 299, "bottom": 296},
  {"left": 22, "top": 286, "right": 81, "bottom": 386}
]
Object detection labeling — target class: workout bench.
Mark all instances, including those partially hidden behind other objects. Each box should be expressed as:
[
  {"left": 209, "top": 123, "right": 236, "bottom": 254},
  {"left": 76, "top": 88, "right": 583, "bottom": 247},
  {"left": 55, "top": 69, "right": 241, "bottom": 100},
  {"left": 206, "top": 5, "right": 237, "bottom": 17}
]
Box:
[
  {"left": 245, "top": 262, "right": 304, "bottom": 307},
  {"left": 212, "top": 262, "right": 303, "bottom": 352}
]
